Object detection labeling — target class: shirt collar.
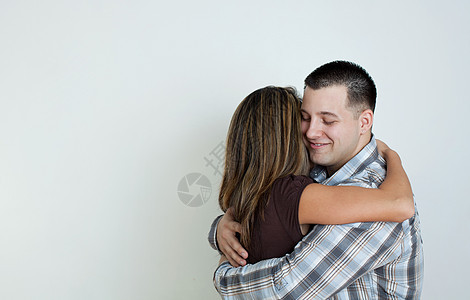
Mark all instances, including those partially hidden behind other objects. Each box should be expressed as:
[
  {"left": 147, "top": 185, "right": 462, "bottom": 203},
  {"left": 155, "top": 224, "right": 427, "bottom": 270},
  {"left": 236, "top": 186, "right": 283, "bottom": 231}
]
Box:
[{"left": 310, "top": 135, "right": 379, "bottom": 185}]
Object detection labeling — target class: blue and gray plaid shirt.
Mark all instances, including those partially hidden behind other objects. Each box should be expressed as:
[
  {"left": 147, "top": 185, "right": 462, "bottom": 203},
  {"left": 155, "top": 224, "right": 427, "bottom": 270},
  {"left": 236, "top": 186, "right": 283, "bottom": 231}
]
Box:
[{"left": 209, "top": 137, "right": 424, "bottom": 299}]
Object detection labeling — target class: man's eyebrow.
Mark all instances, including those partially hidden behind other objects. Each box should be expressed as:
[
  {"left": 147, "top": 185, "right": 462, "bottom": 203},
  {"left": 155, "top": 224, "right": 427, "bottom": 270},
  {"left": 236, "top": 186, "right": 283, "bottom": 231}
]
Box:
[
  {"left": 319, "top": 111, "right": 339, "bottom": 118},
  {"left": 300, "top": 110, "right": 339, "bottom": 118}
]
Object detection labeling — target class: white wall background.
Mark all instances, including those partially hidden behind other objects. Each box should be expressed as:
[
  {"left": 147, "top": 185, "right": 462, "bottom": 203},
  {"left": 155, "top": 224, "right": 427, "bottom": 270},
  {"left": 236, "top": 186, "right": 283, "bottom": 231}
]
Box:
[{"left": 1, "top": 1, "right": 469, "bottom": 299}]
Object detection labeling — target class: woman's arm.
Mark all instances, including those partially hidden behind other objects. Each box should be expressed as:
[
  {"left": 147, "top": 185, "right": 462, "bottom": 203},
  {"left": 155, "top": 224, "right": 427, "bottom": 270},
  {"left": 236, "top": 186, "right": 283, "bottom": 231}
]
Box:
[{"left": 298, "top": 148, "right": 414, "bottom": 225}]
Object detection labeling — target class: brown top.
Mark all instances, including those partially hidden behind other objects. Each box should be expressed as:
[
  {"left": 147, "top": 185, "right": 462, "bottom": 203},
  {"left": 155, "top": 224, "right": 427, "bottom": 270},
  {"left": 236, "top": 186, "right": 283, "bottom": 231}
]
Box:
[{"left": 247, "top": 175, "right": 314, "bottom": 264}]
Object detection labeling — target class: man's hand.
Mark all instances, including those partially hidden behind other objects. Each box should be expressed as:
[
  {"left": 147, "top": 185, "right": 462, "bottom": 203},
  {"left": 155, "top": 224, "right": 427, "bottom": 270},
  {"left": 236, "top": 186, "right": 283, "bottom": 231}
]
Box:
[
  {"left": 217, "top": 208, "right": 248, "bottom": 267},
  {"left": 219, "top": 254, "right": 228, "bottom": 266}
]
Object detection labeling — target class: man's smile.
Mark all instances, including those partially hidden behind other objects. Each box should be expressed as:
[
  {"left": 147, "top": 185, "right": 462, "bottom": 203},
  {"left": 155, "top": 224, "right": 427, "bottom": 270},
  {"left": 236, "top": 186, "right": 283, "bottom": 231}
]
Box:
[{"left": 307, "top": 141, "right": 330, "bottom": 150}]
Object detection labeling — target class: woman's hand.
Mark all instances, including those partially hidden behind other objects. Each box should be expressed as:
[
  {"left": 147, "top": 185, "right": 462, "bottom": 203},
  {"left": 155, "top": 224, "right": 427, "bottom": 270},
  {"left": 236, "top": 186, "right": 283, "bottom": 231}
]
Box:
[
  {"left": 376, "top": 141, "right": 415, "bottom": 221},
  {"left": 376, "top": 139, "right": 390, "bottom": 157}
]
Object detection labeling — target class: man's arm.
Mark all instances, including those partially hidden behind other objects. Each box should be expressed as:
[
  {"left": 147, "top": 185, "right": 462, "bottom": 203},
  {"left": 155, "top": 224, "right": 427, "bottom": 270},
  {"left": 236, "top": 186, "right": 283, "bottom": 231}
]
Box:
[
  {"left": 214, "top": 220, "right": 405, "bottom": 299},
  {"left": 208, "top": 215, "right": 223, "bottom": 252}
]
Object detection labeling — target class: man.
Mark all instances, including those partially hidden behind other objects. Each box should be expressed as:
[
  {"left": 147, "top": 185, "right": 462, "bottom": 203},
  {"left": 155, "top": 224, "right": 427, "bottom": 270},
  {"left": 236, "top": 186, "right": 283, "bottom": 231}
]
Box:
[{"left": 208, "top": 61, "right": 424, "bottom": 299}]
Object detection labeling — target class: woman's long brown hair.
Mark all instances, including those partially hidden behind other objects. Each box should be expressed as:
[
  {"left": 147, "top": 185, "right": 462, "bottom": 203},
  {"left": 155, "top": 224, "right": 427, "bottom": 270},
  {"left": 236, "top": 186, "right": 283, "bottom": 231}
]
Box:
[{"left": 219, "top": 86, "right": 310, "bottom": 250}]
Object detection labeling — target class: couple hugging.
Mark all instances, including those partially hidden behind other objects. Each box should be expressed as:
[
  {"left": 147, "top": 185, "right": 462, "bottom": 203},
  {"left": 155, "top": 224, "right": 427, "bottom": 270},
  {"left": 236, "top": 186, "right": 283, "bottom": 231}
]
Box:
[{"left": 208, "top": 61, "right": 424, "bottom": 299}]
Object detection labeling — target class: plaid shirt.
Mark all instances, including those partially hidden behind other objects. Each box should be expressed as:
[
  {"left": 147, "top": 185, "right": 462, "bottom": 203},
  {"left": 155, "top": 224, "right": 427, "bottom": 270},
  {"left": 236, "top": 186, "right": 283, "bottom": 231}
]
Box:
[{"left": 209, "top": 137, "right": 424, "bottom": 299}]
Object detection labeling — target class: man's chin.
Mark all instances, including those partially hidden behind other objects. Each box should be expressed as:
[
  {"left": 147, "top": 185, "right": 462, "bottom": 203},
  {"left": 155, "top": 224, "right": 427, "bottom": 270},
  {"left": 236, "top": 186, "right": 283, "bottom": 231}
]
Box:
[{"left": 309, "top": 155, "right": 328, "bottom": 167}]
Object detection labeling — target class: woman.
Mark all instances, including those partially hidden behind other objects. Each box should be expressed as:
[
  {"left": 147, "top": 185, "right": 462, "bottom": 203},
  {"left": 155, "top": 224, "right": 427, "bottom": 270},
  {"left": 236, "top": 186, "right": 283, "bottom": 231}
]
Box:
[{"left": 219, "top": 86, "right": 413, "bottom": 264}]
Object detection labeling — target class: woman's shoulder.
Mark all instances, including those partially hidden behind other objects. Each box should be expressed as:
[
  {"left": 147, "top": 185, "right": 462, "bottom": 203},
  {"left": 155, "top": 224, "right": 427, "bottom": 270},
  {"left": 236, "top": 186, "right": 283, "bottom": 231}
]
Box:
[{"left": 272, "top": 174, "right": 315, "bottom": 194}]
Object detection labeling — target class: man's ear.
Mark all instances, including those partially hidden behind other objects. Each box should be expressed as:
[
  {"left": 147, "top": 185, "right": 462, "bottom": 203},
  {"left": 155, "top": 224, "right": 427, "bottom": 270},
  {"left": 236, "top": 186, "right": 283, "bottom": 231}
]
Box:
[{"left": 359, "top": 109, "right": 373, "bottom": 134}]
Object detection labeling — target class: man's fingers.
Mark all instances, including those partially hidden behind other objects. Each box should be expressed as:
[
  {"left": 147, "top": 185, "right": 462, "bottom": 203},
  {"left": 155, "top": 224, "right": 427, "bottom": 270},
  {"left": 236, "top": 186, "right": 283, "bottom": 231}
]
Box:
[
  {"left": 227, "top": 256, "right": 241, "bottom": 268},
  {"left": 220, "top": 231, "right": 247, "bottom": 265},
  {"left": 220, "top": 243, "right": 245, "bottom": 267},
  {"left": 217, "top": 210, "right": 248, "bottom": 266},
  {"left": 228, "top": 238, "right": 248, "bottom": 260},
  {"left": 226, "top": 222, "right": 247, "bottom": 259}
]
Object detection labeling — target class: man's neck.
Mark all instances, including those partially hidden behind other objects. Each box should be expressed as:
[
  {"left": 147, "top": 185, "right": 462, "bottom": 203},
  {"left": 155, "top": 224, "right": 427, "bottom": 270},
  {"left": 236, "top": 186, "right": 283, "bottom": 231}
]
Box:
[{"left": 325, "top": 132, "right": 372, "bottom": 177}]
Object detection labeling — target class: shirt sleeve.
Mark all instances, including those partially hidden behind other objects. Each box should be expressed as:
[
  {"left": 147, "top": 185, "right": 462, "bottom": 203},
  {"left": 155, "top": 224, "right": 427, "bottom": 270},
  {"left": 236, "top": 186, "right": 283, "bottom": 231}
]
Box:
[
  {"left": 272, "top": 175, "right": 314, "bottom": 243},
  {"left": 213, "top": 220, "right": 405, "bottom": 299},
  {"left": 208, "top": 215, "right": 224, "bottom": 254}
]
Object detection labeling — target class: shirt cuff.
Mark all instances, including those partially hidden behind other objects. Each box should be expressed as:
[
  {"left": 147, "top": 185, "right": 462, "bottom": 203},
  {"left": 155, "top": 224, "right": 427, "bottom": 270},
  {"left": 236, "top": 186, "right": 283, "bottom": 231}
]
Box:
[
  {"left": 213, "top": 260, "right": 231, "bottom": 294},
  {"left": 208, "top": 214, "right": 224, "bottom": 254}
]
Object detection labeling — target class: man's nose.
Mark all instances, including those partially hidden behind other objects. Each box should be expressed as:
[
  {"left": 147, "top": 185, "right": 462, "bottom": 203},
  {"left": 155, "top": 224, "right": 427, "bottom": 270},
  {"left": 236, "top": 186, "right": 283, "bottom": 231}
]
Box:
[{"left": 305, "top": 120, "right": 323, "bottom": 139}]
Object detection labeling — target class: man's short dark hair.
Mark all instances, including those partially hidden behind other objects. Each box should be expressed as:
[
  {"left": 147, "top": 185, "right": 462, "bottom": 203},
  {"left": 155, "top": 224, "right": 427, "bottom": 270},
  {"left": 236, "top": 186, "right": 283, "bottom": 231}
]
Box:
[{"left": 304, "top": 61, "right": 377, "bottom": 118}]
